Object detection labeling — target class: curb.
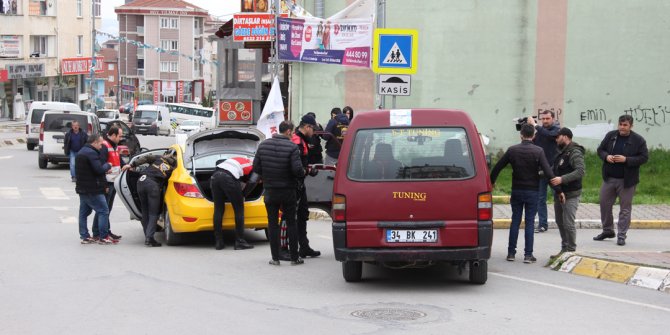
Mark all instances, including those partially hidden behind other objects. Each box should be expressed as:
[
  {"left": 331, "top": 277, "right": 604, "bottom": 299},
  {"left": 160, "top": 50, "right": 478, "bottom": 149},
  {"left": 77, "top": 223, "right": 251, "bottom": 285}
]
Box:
[
  {"left": 0, "top": 137, "right": 26, "bottom": 147},
  {"left": 492, "top": 219, "right": 670, "bottom": 229},
  {"left": 549, "top": 252, "right": 670, "bottom": 293}
]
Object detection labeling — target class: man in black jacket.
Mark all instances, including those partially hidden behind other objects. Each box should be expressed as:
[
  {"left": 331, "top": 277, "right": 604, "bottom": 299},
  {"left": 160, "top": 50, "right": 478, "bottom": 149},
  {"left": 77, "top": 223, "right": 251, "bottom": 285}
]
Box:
[
  {"left": 254, "top": 121, "right": 305, "bottom": 265},
  {"left": 594, "top": 114, "right": 648, "bottom": 246},
  {"left": 528, "top": 110, "right": 560, "bottom": 232},
  {"left": 490, "top": 124, "right": 563, "bottom": 263},
  {"left": 292, "top": 115, "right": 320, "bottom": 258},
  {"left": 64, "top": 121, "right": 88, "bottom": 182},
  {"left": 75, "top": 134, "right": 112, "bottom": 244}
]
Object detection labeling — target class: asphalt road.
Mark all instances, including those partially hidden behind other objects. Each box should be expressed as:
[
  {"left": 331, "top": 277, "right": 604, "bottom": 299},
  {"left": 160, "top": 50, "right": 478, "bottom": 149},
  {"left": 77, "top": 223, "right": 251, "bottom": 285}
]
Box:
[{"left": 1, "top": 133, "right": 669, "bottom": 334}]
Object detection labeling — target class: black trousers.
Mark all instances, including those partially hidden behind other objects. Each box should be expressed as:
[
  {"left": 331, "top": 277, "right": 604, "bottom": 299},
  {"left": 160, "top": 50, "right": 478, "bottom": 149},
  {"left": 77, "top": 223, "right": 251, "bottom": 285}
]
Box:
[
  {"left": 296, "top": 183, "right": 310, "bottom": 249},
  {"left": 137, "top": 176, "right": 161, "bottom": 239},
  {"left": 265, "top": 188, "right": 298, "bottom": 261},
  {"left": 93, "top": 183, "right": 116, "bottom": 236},
  {"left": 211, "top": 170, "right": 245, "bottom": 240}
]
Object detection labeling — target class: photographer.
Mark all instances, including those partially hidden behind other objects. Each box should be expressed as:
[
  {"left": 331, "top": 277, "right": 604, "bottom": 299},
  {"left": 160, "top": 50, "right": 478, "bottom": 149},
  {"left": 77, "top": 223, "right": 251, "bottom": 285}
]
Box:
[{"left": 528, "top": 110, "right": 560, "bottom": 233}]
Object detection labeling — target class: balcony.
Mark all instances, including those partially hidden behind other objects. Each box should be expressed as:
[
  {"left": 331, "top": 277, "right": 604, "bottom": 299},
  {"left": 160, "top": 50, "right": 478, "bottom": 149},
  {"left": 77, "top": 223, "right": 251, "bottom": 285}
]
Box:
[{"left": 137, "top": 26, "right": 144, "bottom": 36}]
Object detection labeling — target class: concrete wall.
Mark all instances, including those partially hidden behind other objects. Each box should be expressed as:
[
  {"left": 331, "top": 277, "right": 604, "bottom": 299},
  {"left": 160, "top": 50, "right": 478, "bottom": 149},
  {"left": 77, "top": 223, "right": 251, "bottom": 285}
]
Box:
[{"left": 291, "top": 0, "right": 670, "bottom": 150}]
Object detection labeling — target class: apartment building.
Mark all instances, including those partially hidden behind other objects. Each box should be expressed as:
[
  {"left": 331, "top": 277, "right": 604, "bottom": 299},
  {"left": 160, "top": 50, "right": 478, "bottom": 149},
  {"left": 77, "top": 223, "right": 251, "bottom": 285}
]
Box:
[
  {"left": 0, "top": 0, "right": 102, "bottom": 120},
  {"left": 115, "top": 0, "right": 210, "bottom": 104}
]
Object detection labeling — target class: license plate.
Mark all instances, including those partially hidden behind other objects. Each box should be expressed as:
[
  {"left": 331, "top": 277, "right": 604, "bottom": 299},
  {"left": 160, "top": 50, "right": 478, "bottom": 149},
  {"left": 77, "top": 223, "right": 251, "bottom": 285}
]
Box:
[
  {"left": 57, "top": 139, "right": 64, "bottom": 143},
  {"left": 386, "top": 229, "right": 438, "bottom": 243}
]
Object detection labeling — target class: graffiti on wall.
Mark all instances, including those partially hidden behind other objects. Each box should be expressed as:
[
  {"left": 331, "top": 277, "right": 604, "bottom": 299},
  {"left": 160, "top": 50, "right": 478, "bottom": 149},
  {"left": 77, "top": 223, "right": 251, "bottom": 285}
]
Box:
[
  {"left": 580, "top": 108, "right": 607, "bottom": 122},
  {"left": 624, "top": 106, "right": 670, "bottom": 127},
  {"left": 536, "top": 107, "right": 562, "bottom": 118}
]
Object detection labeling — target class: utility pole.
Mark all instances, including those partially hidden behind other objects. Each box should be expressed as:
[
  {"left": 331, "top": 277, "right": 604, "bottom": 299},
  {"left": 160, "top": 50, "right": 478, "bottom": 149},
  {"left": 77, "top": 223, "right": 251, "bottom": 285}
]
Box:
[
  {"left": 377, "top": 0, "right": 386, "bottom": 109},
  {"left": 89, "top": 0, "right": 96, "bottom": 112}
]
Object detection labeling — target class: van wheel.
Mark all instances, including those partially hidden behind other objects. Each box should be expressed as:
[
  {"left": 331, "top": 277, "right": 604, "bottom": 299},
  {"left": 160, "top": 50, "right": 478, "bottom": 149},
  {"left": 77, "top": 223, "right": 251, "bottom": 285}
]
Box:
[
  {"left": 164, "top": 209, "right": 184, "bottom": 246},
  {"left": 38, "top": 155, "right": 48, "bottom": 169},
  {"left": 342, "top": 261, "right": 362, "bottom": 282},
  {"left": 27, "top": 143, "right": 36, "bottom": 151},
  {"left": 468, "top": 260, "right": 488, "bottom": 284}
]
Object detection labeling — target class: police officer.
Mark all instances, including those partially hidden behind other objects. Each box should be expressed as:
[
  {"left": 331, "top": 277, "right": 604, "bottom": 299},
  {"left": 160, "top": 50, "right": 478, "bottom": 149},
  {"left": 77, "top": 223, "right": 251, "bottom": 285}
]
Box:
[
  {"left": 122, "top": 149, "right": 177, "bottom": 247},
  {"left": 210, "top": 157, "right": 255, "bottom": 251}
]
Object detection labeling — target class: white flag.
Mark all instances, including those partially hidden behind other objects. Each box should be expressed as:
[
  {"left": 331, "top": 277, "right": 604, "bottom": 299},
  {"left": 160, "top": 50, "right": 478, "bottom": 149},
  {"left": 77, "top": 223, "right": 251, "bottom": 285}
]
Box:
[{"left": 256, "top": 77, "right": 285, "bottom": 139}]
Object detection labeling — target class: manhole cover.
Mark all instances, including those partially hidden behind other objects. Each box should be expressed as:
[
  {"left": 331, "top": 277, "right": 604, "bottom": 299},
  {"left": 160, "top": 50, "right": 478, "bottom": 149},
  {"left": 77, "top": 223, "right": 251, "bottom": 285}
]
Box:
[{"left": 351, "top": 308, "right": 427, "bottom": 321}]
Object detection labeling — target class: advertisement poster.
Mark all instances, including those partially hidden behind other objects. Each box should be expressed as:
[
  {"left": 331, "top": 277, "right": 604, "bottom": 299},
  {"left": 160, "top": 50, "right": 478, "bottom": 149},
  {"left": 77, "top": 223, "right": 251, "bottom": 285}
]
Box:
[
  {"left": 61, "top": 57, "right": 104, "bottom": 75},
  {"left": 240, "top": 0, "right": 295, "bottom": 16},
  {"left": 219, "top": 100, "right": 253, "bottom": 124},
  {"left": 177, "top": 81, "right": 184, "bottom": 103},
  {"left": 233, "top": 13, "right": 275, "bottom": 42},
  {"left": 0, "top": 35, "right": 21, "bottom": 58},
  {"left": 277, "top": 17, "right": 372, "bottom": 68},
  {"left": 153, "top": 81, "right": 160, "bottom": 103}
]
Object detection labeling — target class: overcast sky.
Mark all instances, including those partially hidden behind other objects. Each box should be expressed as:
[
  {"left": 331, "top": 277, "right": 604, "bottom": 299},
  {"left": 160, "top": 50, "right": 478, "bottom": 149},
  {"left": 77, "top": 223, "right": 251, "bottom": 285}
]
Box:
[{"left": 101, "top": 0, "right": 241, "bottom": 37}]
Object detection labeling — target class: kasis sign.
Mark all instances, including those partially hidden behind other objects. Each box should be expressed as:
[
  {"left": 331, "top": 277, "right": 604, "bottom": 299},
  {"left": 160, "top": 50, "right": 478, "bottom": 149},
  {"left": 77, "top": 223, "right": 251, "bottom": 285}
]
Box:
[{"left": 61, "top": 57, "right": 104, "bottom": 75}]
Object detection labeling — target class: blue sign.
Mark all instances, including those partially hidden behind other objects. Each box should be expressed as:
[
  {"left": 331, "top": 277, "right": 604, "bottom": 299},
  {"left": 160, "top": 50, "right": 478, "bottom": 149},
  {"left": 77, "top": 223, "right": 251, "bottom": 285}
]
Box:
[{"left": 373, "top": 29, "right": 418, "bottom": 74}]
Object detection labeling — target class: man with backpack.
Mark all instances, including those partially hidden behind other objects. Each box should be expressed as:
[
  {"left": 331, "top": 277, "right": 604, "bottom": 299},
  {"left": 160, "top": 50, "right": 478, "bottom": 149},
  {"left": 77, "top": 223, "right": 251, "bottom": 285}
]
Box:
[{"left": 324, "top": 108, "right": 349, "bottom": 165}]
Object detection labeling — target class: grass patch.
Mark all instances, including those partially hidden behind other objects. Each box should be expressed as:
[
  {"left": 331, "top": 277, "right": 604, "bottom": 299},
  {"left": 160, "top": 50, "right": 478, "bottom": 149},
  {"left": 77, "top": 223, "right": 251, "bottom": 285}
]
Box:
[{"left": 490, "top": 149, "right": 670, "bottom": 204}]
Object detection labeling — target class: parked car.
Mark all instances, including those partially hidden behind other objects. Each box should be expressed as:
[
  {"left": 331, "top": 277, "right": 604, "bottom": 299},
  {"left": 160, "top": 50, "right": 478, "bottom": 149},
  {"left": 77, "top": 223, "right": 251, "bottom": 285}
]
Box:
[
  {"left": 26, "top": 101, "right": 81, "bottom": 151},
  {"left": 96, "top": 109, "right": 121, "bottom": 123},
  {"left": 328, "top": 109, "right": 493, "bottom": 283},
  {"left": 38, "top": 111, "right": 100, "bottom": 169},
  {"left": 176, "top": 119, "right": 204, "bottom": 135},
  {"left": 100, "top": 120, "right": 142, "bottom": 161},
  {"left": 114, "top": 128, "right": 268, "bottom": 246}
]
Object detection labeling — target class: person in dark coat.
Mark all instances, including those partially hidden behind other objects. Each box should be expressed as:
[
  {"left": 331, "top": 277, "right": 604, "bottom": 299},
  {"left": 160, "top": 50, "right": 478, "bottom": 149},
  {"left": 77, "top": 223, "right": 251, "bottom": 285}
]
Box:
[
  {"left": 528, "top": 110, "right": 560, "bottom": 232},
  {"left": 64, "top": 121, "right": 88, "bottom": 182},
  {"left": 593, "top": 114, "right": 649, "bottom": 246},
  {"left": 324, "top": 108, "right": 349, "bottom": 165},
  {"left": 75, "top": 134, "right": 112, "bottom": 244},
  {"left": 305, "top": 112, "right": 324, "bottom": 164},
  {"left": 253, "top": 121, "right": 305, "bottom": 265}
]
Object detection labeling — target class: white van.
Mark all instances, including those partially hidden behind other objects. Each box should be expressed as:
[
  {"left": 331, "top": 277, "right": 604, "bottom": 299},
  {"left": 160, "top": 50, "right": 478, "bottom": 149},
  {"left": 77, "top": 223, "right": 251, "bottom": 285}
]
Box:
[
  {"left": 26, "top": 101, "right": 81, "bottom": 150},
  {"left": 38, "top": 111, "right": 100, "bottom": 169},
  {"left": 131, "top": 104, "right": 171, "bottom": 136}
]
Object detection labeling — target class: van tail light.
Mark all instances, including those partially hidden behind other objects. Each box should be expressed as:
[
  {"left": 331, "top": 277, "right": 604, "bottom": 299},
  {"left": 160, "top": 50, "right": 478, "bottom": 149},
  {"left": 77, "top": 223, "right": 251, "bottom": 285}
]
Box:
[
  {"left": 39, "top": 122, "right": 44, "bottom": 142},
  {"left": 477, "top": 192, "right": 493, "bottom": 221},
  {"left": 173, "top": 182, "right": 204, "bottom": 198},
  {"left": 332, "top": 194, "right": 346, "bottom": 221}
]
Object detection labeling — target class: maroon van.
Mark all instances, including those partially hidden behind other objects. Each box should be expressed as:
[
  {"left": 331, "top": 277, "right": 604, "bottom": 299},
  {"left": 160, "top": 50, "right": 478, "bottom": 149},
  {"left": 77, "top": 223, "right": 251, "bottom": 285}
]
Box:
[{"left": 331, "top": 109, "right": 493, "bottom": 283}]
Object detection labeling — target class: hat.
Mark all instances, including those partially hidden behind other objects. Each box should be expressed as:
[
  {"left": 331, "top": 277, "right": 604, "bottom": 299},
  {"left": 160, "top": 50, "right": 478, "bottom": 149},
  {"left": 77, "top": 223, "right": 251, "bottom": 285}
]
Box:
[
  {"left": 557, "top": 127, "right": 573, "bottom": 139},
  {"left": 216, "top": 157, "right": 253, "bottom": 179},
  {"left": 301, "top": 114, "right": 317, "bottom": 127}
]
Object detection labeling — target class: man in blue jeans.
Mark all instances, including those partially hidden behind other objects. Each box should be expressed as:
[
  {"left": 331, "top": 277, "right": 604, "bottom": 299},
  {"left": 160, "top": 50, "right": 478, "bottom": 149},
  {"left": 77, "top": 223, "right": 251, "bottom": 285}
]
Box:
[
  {"left": 490, "top": 124, "right": 563, "bottom": 263},
  {"left": 64, "top": 121, "right": 88, "bottom": 182},
  {"left": 75, "top": 134, "right": 114, "bottom": 244},
  {"left": 528, "top": 110, "right": 559, "bottom": 232}
]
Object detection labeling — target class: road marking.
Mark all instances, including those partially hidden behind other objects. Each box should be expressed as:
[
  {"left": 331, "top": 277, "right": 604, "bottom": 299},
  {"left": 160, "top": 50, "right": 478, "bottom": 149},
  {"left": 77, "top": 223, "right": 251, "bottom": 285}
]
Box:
[
  {"left": 0, "top": 156, "right": 12, "bottom": 160},
  {"left": 60, "top": 216, "right": 77, "bottom": 224},
  {"left": 0, "top": 187, "right": 20, "bottom": 199},
  {"left": 40, "top": 187, "right": 70, "bottom": 200},
  {"left": 317, "top": 234, "right": 332, "bottom": 240},
  {"left": 491, "top": 272, "right": 670, "bottom": 313},
  {"left": 0, "top": 206, "right": 73, "bottom": 210}
]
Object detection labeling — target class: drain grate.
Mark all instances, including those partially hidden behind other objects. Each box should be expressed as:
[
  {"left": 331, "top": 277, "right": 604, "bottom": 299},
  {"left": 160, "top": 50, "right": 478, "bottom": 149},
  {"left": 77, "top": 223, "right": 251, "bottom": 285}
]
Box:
[{"left": 351, "top": 308, "right": 427, "bottom": 321}]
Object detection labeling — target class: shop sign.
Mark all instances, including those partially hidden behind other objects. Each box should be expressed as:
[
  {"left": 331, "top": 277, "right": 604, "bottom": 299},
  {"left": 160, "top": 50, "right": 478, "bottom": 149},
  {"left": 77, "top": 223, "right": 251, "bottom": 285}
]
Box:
[
  {"left": 6, "top": 63, "right": 45, "bottom": 79},
  {"left": 0, "top": 70, "right": 8, "bottom": 82},
  {"left": 233, "top": 13, "right": 275, "bottom": 42},
  {"left": 163, "top": 81, "right": 176, "bottom": 96},
  {"left": 153, "top": 81, "right": 161, "bottom": 103},
  {"left": 0, "top": 35, "right": 21, "bottom": 58},
  {"left": 177, "top": 81, "right": 184, "bottom": 103},
  {"left": 219, "top": 100, "right": 253, "bottom": 124},
  {"left": 121, "top": 84, "right": 135, "bottom": 92},
  {"left": 61, "top": 57, "right": 104, "bottom": 75}
]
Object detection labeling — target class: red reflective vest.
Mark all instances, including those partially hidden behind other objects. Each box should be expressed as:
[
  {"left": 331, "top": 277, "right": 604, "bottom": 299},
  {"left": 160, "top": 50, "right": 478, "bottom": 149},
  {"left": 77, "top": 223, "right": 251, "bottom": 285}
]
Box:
[{"left": 103, "top": 140, "right": 121, "bottom": 183}]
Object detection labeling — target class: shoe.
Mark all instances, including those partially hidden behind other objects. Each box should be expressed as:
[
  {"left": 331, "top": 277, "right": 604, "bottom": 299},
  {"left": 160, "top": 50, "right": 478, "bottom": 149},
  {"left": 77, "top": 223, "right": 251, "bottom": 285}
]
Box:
[
  {"left": 506, "top": 254, "right": 515, "bottom": 261},
  {"left": 538, "top": 226, "right": 548, "bottom": 233},
  {"left": 234, "top": 239, "right": 254, "bottom": 250},
  {"left": 550, "top": 250, "right": 567, "bottom": 259},
  {"left": 291, "top": 258, "right": 305, "bottom": 265},
  {"left": 91, "top": 236, "right": 100, "bottom": 242},
  {"left": 145, "top": 238, "right": 161, "bottom": 247},
  {"left": 278, "top": 249, "right": 292, "bottom": 261},
  {"left": 215, "top": 239, "right": 225, "bottom": 250},
  {"left": 299, "top": 247, "right": 321, "bottom": 258},
  {"left": 108, "top": 232, "right": 122, "bottom": 240},
  {"left": 593, "top": 231, "right": 616, "bottom": 241},
  {"left": 80, "top": 237, "right": 95, "bottom": 244},
  {"left": 98, "top": 237, "right": 119, "bottom": 245},
  {"left": 269, "top": 260, "right": 280, "bottom": 266},
  {"left": 71, "top": 177, "right": 76, "bottom": 182},
  {"left": 523, "top": 255, "right": 537, "bottom": 263},
  {"left": 617, "top": 237, "right": 626, "bottom": 246}
]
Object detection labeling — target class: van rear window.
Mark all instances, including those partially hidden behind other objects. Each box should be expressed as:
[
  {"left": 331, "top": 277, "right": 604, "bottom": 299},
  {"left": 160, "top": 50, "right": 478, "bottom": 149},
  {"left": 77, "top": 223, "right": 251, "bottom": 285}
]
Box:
[
  {"left": 43, "top": 114, "right": 88, "bottom": 132},
  {"left": 31, "top": 109, "right": 48, "bottom": 124},
  {"left": 347, "top": 127, "right": 475, "bottom": 180}
]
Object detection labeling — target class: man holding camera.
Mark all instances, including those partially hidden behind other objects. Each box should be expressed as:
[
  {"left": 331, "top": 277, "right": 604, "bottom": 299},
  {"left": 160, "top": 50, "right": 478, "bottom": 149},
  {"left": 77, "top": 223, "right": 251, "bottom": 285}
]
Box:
[{"left": 528, "top": 110, "right": 560, "bottom": 233}]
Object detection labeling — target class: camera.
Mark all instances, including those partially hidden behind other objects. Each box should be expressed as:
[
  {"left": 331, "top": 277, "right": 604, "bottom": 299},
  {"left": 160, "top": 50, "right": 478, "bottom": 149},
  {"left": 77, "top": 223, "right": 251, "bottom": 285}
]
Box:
[{"left": 514, "top": 116, "right": 537, "bottom": 131}]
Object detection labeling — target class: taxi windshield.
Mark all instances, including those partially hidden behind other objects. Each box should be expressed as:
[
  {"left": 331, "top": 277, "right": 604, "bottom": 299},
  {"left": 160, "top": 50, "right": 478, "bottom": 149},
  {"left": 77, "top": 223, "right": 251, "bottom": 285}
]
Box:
[{"left": 346, "top": 127, "right": 475, "bottom": 181}]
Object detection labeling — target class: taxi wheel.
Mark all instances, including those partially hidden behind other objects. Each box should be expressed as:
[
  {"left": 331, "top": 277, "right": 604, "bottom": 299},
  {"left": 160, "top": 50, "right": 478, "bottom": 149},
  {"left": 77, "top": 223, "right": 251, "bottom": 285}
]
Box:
[
  {"left": 468, "top": 260, "right": 488, "bottom": 284},
  {"left": 164, "top": 209, "right": 184, "bottom": 246},
  {"left": 342, "top": 261, "right": 362, "bottom": 282}
]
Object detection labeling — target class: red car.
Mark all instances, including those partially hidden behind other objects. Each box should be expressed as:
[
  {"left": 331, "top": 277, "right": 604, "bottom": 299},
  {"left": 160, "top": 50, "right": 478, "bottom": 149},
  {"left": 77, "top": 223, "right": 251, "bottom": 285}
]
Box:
[{"left": 330, "top": 109, "right": 493, "bottom": 283}]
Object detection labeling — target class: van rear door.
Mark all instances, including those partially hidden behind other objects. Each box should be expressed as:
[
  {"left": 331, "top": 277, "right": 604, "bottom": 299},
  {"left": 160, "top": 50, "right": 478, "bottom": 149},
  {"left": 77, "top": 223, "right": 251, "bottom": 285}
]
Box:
[{"left": 341, "top": 126, "right": 483, "bottom": 248}]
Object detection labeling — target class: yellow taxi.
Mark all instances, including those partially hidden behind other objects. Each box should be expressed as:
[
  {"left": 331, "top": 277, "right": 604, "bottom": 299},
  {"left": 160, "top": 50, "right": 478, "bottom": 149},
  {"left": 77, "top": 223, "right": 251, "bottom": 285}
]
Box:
[{"left": 115, "top": 128, "right": 268, "bottom": 245}]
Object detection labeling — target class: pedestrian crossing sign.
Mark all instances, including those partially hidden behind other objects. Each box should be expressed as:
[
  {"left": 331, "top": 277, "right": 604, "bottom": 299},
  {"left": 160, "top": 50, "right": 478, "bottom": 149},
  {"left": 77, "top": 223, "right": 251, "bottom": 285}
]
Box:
[{"left": 373, "top": 28, "right": 418, "bottom": 74}]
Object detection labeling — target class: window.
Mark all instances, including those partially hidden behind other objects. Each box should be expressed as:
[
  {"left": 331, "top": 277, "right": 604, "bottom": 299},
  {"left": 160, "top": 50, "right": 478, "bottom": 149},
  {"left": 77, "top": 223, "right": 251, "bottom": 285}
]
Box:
[
  {"left": 347, "top": 128, "right": 475, "bottom": 181},
  {"left": 108, "top": 63, "right": 115, "bottom": 71},
  {"left": 160, "top": 61, "right": 178, "bottom": 73},
  {"left": 93, "top": 0, "right": 101, "bottom": 17},
  {"left": 160, "top": 40, "right": 178, "bottom": 51},
  {"left": 108, "top": 76, "right": 114, "bottom": 82},
  {"left": 76, "top": 35, "right": 83, "bottom": 56},
  {"left": 30, "top": 35, "right": 54, "bottom": 57},
  {"left": 76, "top": 0, "right": 82, "bottom": 17},
  {"left": 160, "top": 17, "right": 179, "bottom": 29},
  {"left": 3, "top": 0, "right": 20, "bottom": 15},
  {"left": 29, "top": 0, "right": 53, "bottom": 16}
]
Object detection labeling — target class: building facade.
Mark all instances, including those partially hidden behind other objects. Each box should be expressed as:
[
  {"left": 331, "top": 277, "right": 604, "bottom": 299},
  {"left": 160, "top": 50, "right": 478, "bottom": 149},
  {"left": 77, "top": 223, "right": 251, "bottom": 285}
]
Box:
[
  {"left": 0, "top": 0, "right": 102, "bottom": 119},
  {"left": 115, "top": 0, "right": 211, "bottom": 105}
]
